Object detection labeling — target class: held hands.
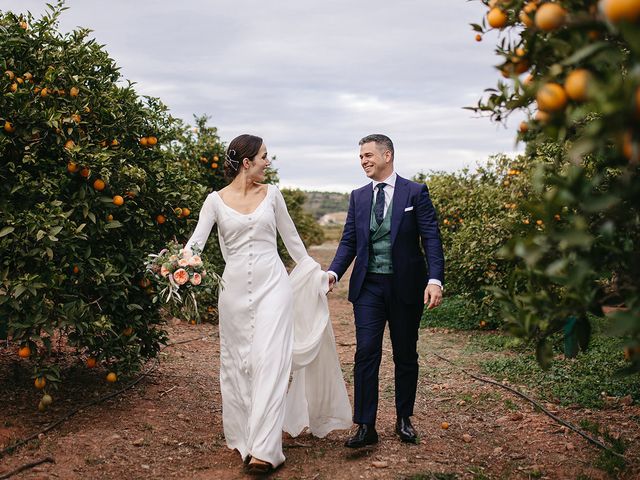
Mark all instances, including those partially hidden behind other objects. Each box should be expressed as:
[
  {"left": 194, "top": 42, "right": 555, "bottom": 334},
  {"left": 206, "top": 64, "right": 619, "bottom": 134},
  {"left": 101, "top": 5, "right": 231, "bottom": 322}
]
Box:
[
  {"left": 327, "top": 273, "right": 336, "bottom": 293},
  {"left": 424, "top": 284, "right": 443, "bottom": 309}
]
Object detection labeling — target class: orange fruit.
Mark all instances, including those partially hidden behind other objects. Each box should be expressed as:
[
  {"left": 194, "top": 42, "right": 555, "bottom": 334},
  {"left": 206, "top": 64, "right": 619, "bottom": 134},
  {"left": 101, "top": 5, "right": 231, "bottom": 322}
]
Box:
[
  {"left": 537, "top": 83, "right": 567, "bottom": 112},
  {"left": 182, "top": 208, "right": 191, "bottom": 217},
  {"left": 523, "top": 218, "right": 530, "bottom": 224},
  {"left": 9, "top": 82, "right": 18, "bottom": 92},
  {"left": 107, "top": 214, "right": 114, "bottom": 222},
  {"left": 67, "top": 162, "right": 79, "bottom": 173},
  {"left": 519, "top": 5, "right": 536, "bottom": 27},
  {"left": 4, "top": 121, "right": 15, "bottom": 133},
  {"left": 535, "top": 110, "right": 551, "bottom": 123},
  {"left": 64, "top": 139, "right": 75, "bottom": 150},
  {"left": 564, "top": 69, "right": 591, "bottom": 102},
  {"left": 123, "top": 327, "right": 134, "bottom": 336},
  {"left": 86, "top": 357, "right": 97, "bottom": 368},
  {"left": 41, "top": 394, "right": 53, "bottom": 406},
  {"left": 156, "top": 214, "right": 166, "bottom": 224},
  {"left": 84, "top": 106, "right": 91, "bottom": 113},
  {"left": 16, "top": 77, "right": 24, "bottom": 84},
  {"left": 480, "top": 320, "right": 487, "bottom": 328},
  {"left": 441, "top": 422, "right": 450, "bottom": 429},
  {"left": 112, "top": 195, "right": 124, "bottom": 206},
  {"left": 536, "top": 219, "right": 544, "bottom": 226},
  {"left": 5, "top": 70, "right": 15, "bottom": 80},
  {"left": 34, "top": 377, "right": 46, "bottom": 389},
  {"left": 23, "top": 72, "right": 33, "bottom": 81},
  {"left": 475, "top": 33, "right": 482, "bottom": 42},
  {"left": 71, "top": 114, "right": 81, "bottom": 123},
  {"left": 554, "top": 214, "right": 561, "bottom": 221},
  {"left": 18, "top": 345, "right": 31, "bottom": 358},
  {"left": 80, "top": 167, "right": 91, "bottom": 178},
  {"left": 106, "top": 372, "right": 117, "bottom": 383},
  {"left": 601, "top": 0, "right": 640, "bottom": 22},
  {"left": 73, "top": 265, "right": 80, "bottom": 274},
  {"left": 519, "top": 121, "right": 529, "bottom": 133},
  {"left": 623, "top": 131, "right": 636, "bottom": 161},
  {"left": 535, "top": 3, "right": 567, "bottom": 31},
  {"left": 487, "top": 8, "right": 509, "bottom": 28},
  {"left": 147, "top": 136, "right": 158, "bottom": 146},
  {"left": 174, "top": 207, "right": 183, "bottom": 217},
  {"left": 111, "top": 139, "right": 119, "bottom": 147},
  {"left": 139, "top": 137, "right": 148, "bottom": 147},
  {"left": 211, "top": 163, "right": 218, "bottom": 169},
  {"left": 213, "top": 155, "right": 219, "bottom": 162},
  {"left": 19, "top": 20, "right": 28, "bottom": 29},
  {"left": 200, "top": 156, "right": 208, "bottom": 163},
  {"left": 40, "top": 87, "right": 49, "bottom": 97},
  {"left": 70, "top": 86, "right": 79, "bottom": 97},
  {"left": 93, "top": 179, "right": 106, "bottom": 191}
]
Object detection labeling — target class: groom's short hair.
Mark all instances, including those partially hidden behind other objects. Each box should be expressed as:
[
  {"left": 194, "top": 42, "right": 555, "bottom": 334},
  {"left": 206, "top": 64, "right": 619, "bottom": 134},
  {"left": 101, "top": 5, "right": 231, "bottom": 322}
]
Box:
[{"left": 359, "top": 134, "right": 394, "bottom": 160}]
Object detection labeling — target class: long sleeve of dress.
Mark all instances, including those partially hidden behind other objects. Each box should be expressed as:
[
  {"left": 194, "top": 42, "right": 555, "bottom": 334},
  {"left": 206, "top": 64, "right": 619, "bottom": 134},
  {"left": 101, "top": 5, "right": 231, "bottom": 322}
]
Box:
[
  {"left": 185, "top": 193, "right": 217, "bottom": 253},
  {"left": 273, "top": 188, "right": 309, "bottom": 264}
]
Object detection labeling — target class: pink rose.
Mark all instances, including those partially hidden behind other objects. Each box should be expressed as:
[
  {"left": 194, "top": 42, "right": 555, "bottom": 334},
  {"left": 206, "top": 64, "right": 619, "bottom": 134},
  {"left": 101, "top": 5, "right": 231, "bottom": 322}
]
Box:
[
  {"left": 178, "top": 258, "right": 189, "bottom": 267},
  {"left": 160, "top": 265, "right": 170, "bottom": 277},
  {"left": 173, "top": 268, "right": 189, "bottom": 285},
  {"left": 188, "top": 255, "right": 202, "bottom": 267},
  {"left": 190, "top": 272, "right": 202, "bottom": 286},
  {"left": 180, "top": 248, "right": 193, "bottom": 259}
]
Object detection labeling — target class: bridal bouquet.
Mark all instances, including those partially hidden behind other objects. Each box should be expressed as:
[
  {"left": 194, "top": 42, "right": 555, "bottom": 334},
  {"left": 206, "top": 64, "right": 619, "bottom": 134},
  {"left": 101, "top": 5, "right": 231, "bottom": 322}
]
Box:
[{"left": 144, "top": 241, "right": 222, "bottom": 322}]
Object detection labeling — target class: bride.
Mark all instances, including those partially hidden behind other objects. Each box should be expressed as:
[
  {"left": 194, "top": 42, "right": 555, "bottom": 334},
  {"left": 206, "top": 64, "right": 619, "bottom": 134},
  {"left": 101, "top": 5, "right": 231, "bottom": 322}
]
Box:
[{"left": 185, "top": 134, "right": 351, "bottom": 474}]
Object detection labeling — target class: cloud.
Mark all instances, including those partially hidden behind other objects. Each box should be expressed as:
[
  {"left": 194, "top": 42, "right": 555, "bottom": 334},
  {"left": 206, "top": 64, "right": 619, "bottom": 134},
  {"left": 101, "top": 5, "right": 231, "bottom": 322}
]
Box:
[{"left": 5, "top": 0, "right": 525, "bottom": 192}]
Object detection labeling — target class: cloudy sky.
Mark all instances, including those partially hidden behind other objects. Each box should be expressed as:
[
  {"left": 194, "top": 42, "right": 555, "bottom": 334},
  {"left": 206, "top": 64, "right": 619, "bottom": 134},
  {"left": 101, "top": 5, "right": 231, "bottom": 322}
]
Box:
[{"left": 4, "top": 0, "right": 524, "bottom": 192}]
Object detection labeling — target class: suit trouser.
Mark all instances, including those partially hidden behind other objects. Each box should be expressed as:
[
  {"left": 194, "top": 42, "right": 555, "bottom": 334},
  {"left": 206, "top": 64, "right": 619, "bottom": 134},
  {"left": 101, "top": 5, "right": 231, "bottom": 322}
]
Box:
[{"left": 352, "top": 273, "right": 424, "bottom": 425}]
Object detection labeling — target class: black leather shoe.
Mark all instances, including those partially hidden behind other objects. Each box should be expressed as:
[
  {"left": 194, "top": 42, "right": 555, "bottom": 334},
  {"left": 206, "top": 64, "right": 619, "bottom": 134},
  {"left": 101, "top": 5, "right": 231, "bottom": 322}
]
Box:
[
  {"left": 344, "top": 424, "right": 378, "bottom": 448},
  {"left": 396, "top": 417, "right": 419, "bottom": 444}
]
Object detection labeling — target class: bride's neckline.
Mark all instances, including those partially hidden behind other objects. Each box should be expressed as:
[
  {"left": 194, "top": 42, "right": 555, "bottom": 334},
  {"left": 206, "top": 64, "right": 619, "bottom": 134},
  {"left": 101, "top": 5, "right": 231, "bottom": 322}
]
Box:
[{"left": 215, "top": 185, "right": 271, "bottom": 216}]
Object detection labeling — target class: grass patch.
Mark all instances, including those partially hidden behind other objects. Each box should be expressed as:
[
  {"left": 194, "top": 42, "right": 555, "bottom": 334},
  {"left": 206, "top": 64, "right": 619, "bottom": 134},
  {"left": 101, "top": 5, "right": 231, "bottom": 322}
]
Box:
[
  {"left": 480, "top": 329, "right": 640, "bottom": 408},
  {"left": 421, "top": 296, "right": 483, "bottom": 330},
  {"left": 404, "top": 473, "right": 458, "bottom": 480},
  {"left": 464, "top": 333, "right": 527, "bottom": 353},
  {"left": 578, "top": 419, "right": 627, "bottom": 476}
]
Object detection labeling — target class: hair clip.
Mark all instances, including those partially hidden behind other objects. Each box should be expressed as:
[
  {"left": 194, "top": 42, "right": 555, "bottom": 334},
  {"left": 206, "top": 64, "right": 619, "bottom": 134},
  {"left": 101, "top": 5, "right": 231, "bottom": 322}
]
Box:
[{"left": 224, "top": 149, "right": 239, "bottom": 170}]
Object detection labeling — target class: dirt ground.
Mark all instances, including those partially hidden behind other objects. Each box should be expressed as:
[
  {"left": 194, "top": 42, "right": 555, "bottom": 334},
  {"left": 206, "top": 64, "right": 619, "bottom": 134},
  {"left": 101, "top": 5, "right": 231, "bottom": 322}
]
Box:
[{"left": 1, "top": 241, "right": 639, "bottom": 479}]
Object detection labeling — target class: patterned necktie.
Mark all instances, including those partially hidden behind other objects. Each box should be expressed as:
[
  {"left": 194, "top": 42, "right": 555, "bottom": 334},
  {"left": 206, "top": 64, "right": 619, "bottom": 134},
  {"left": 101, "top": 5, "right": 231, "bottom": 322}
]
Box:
[{"left": 374, "top": 182, "right": 386, "bottom": 225}]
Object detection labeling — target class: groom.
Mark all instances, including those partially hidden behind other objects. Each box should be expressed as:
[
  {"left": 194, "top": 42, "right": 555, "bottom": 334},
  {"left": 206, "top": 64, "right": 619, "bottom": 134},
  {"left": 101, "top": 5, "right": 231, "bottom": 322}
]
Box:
[{"left": 328, "top": 134, "right": 444, "bottom": 447}]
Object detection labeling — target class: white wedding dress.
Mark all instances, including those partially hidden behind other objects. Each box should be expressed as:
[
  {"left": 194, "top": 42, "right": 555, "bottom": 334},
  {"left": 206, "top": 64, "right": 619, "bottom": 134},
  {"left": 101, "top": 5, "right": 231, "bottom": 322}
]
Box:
[{"left": 185, "top": 184, "right": 351, "bottom": 467}]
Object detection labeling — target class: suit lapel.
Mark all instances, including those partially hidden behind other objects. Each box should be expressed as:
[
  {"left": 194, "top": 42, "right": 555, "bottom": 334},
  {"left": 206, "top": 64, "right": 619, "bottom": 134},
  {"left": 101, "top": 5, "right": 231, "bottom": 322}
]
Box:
[
  {"left": 391, "top": 175, "right": 409, "bottom": 247},
  {"left": 357, "top": 183, "right": 373, "bottom": 245}
]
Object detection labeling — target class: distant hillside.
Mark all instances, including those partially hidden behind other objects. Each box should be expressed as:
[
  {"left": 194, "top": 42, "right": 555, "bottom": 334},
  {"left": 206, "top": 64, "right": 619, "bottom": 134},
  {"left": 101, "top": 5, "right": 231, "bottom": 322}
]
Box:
[{"left": 302, "top": 191, "right": 350, "bottom": 219}]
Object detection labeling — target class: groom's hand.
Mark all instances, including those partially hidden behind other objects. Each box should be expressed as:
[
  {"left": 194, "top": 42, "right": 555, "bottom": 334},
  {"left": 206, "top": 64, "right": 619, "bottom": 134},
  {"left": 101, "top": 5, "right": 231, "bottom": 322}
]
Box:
[
  {"left": 327, "top": 272, "right": 337, "bottom": 292},
  {"left": 424, "top": 284, "right": 443, "bottom": 309}
]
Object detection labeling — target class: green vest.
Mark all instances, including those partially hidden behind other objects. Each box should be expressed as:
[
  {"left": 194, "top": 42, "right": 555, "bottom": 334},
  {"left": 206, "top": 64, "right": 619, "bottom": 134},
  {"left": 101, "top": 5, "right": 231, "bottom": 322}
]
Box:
[{"left": 367, "top": 199, "right": 393, "bottom": 274}]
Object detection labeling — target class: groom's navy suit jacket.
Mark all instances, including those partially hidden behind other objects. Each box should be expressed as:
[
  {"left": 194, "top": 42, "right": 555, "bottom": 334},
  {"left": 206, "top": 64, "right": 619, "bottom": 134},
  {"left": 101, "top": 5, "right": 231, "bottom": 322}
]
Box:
[{"left": 329, "top": 175, "right": 445, "bottom": 305}]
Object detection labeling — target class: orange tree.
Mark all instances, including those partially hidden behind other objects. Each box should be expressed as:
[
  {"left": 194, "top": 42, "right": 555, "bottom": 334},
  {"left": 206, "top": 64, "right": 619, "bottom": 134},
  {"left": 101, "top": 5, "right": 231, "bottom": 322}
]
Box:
[
  {"left": 415, "top": 154, "right": 536, "bottom": 328},
  {"left": 0, "top": 4, "right": 224, "bottom": 392},
  {"left": 470, "top": 0, "right": 640, "bottom": 368}
]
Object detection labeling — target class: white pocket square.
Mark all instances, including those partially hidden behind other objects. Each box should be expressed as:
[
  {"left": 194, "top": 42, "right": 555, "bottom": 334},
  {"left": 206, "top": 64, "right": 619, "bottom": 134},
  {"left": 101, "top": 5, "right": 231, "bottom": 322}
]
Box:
[{"left": 404, "top": 206, "right": 414, "bottom": 212}]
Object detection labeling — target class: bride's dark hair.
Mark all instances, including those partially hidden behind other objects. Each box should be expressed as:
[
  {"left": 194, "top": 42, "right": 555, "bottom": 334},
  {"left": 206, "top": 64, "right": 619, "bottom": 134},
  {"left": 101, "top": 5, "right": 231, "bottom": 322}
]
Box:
[{"left": 224, "top": 134, "right": 263, "bottom": 181}]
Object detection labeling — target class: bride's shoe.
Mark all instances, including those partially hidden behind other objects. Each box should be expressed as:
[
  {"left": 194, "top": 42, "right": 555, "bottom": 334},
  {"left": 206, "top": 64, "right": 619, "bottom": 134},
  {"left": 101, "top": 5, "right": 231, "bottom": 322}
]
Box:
[{"left": 246, "top": 457, "right": 274, "bottom": 475}]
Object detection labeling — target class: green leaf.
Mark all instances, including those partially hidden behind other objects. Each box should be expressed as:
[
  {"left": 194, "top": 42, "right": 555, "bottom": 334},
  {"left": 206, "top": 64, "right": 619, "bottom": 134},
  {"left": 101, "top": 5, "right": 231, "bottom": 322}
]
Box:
[
  {"left": 0, "top": 226, "right": 15, "bottom": 238},
  {"left": 560, "top": 42, "right": 610, "bottom": 67},
  {"left": 536, "top": 339, "right": 553, "bottom": 370}
]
